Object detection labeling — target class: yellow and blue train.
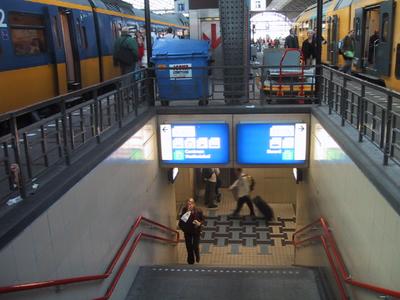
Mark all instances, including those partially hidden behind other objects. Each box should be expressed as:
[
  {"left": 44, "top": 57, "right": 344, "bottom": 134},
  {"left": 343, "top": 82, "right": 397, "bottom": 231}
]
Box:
[
  {"left": 295, "top": 0, "right": 400, "bottom": 91},
  {"left": 0, "top": 0, "right": 189, "bottom": 114}
]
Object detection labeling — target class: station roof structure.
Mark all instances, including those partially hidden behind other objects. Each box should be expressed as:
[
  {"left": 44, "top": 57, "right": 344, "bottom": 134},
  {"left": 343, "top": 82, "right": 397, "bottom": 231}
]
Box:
[{"left": 251, "top": 0, "right": 317, "bottom": 20}]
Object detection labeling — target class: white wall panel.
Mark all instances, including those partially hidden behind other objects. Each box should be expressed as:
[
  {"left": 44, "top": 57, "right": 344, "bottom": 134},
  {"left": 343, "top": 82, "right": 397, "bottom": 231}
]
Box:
[
  {"left": 296, "top": 115, "right": 400, "bottom": 300},
  {"left": 0, "top": 117, "right": 177, "bottom": 300}
]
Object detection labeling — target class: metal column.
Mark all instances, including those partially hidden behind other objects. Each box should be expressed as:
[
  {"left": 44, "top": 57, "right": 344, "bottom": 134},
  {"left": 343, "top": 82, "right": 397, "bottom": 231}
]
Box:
[
  {"left": 219, "top": 0, "right": 250, "bottom": 103},
  {"left": 315, "top": 0, "right": 323, "bottom": 103}
]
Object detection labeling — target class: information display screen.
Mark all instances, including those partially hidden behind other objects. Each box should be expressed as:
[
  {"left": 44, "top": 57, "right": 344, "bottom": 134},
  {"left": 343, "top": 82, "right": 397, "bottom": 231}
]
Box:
[
  {"left": 236, "top": 123, "right": 307, "bottom": 165},
  {"left": 160, "top": 123, "right": 229, "bottom": 164}
]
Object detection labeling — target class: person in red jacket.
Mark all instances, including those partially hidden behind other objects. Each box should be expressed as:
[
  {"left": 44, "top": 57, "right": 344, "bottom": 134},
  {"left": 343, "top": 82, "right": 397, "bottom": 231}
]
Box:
[{"left": 178, "top": 198, "right": 204, "bottom": 264}]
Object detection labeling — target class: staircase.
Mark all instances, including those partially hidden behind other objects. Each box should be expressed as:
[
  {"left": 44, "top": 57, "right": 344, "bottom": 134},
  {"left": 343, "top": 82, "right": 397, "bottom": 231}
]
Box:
[{"left": 126, "top": 265, "right": 332, "bottom": 300}]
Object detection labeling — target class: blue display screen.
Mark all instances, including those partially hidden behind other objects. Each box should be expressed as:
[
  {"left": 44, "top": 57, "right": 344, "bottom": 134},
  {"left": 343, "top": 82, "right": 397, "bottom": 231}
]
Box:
[
  {"left": 160, "top": 123, "right": 229, "bottom": 164},
  {"left": 237, "top": 123, "right": 307, "bottom": 164}
]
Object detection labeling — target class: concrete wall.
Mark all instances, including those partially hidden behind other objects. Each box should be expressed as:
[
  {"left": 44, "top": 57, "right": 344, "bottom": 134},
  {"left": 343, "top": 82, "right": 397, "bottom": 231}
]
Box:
[
  {"left": 0, "top": 117, "right": 178, "bottom": 300},
  {"left": 295, "top": 116, "right": 400, "bottom": 300},
  {"left": 243, "top": 168, "right": 297, "bottom": 204},
  {"left": 174, "top": 168, "right": 195, "bottom": 213}
]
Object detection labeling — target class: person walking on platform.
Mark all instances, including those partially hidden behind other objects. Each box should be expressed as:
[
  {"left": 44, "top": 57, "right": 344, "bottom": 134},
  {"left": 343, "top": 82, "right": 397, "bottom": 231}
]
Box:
[
  {"left": 202, "top": 168, "right": 219, "bottom": 208},
  {"left": 302, "top": 30, "right": 316, "bottom": 66},
  {"left": 113, "top": 27, "right": 138, "bottom": 75},
  {"left": 179, "top": 198, "right": 204, "bottom": 264},
  {"left": 163, "top": 27, "right": 178, "bottom": 39},
  {"left": 284, "top": 29, "right": 299, "bottom": 49},
  {"left": 229, "top": 168, "right": 255, "bottom": 217},
  {"left": 339, "top": 30, "right": 355, "bottom": 74},
  {"left": 215, "top": 168, "right": 222, "bottom": 203},
  {"left": 368, "top": 30, "right": 379, "bottom": 64}
]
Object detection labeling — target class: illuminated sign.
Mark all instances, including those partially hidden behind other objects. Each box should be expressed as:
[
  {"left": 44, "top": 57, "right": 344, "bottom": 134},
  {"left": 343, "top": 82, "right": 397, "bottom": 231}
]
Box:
[
  {"left": 160, "top": 123, "right": 229, "bottom": 164},
  {"left": 236, "top": 123, "right": 307, "bottom": 164}
]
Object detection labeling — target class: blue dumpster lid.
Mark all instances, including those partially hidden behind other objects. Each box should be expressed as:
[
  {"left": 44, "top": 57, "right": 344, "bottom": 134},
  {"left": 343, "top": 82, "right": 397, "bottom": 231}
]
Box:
[{"left": 152, "top": 39, "right": 210, "bottom": 57}]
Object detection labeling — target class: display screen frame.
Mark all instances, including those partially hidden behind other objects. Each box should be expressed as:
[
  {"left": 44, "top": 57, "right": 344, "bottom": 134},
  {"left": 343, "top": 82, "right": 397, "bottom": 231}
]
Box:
[
  {"left": 235, "top": 122, "right": 309, "bottom": 167},
  {"left": 158, "top": 122, "right": 231, "bottom": 167}
]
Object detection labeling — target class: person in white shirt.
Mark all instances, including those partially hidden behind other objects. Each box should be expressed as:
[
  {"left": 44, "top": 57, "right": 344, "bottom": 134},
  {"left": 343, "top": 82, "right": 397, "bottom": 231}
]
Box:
[
  {"left": 229, "top": 168, "right": 255, "bottom": 217},
  {"left": 163, "top": 27, "right": 178, "bottom": 39}
]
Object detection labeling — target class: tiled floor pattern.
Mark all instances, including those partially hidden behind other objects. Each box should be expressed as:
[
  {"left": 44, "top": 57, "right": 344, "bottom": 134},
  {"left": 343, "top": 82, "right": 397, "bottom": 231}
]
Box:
[{"left": 177, "top": 189, "right": 296, "bottom": 266}]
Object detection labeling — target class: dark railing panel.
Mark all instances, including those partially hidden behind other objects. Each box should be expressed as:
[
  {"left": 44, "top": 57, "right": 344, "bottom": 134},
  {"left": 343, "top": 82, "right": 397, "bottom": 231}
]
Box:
[
  {"left": 0, "top": 69, "right": 151, "bottom": 205},
  {"left": 321, "top": 66, "right": 400, "bottom": 166}
]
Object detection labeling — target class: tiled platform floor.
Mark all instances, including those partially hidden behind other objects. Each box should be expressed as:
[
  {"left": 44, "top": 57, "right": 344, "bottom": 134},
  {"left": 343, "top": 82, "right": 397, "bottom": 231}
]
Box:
[{"left": 177, "top": 189, "right": 296, "bottom": 266}]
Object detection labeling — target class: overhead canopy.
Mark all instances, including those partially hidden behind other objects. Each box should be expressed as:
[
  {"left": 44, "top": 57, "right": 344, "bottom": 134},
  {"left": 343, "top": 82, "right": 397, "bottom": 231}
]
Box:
[{"left": 250, "top": 0, "right": 319, "bottom": 20}]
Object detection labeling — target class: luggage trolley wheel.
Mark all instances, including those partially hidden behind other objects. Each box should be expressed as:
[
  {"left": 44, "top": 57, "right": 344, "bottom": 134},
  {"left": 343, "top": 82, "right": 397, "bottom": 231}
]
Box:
[
  {"left": 198, "top": 99, "right": 209, "bottom": 106},
  {"left": 161, "top": 100, "right": 169, "bottom": 106}
]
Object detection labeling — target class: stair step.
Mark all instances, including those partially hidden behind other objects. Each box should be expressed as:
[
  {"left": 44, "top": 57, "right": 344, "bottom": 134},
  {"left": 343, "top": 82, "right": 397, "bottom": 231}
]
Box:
[{"left": 126, "top": 265, "right": 325, "bottom": 300}]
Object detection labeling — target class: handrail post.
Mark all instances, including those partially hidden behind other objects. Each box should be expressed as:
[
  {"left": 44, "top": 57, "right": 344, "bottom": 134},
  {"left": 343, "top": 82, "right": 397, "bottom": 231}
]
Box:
[
  {"left": 93, "top": 89, "right": 101, "bottom": 144},
  {"left": 10, "top": 114, "right": 27, "bottom": 199},
  {"left": 383, "top": 95, "right": 393, "bottom": 165},
  {"left": 116, "top": 80, "right": 123, "bottom": 129},
  {"left": 340, "top": 77, "right": 347, "bottom": 126},
  {"left": 328, "top": 70, "right": 334, "bottom": 114},
  {"left": 60, "top": 100, "right": 71, "bottom": 165},
  {"left": 358, "top": 85, "right": 365, "bottom": 142}
]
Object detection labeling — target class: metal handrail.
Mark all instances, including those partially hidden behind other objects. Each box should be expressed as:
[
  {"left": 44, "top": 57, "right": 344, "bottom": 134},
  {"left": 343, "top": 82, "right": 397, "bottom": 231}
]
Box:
[
  {"left": 323, "top": 66, "right": 400, "bottom": 99},
  {"left": 0, "top": 216, "right": 179, "bottom": 297},
  {"left": 293, "top": 217, "right": 400, "bottom": 299}
]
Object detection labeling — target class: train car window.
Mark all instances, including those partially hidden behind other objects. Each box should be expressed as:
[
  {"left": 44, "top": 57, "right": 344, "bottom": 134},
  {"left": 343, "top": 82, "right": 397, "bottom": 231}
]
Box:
[
  {"left": 52, "top": 16, "right": 62, "bottom": 48},
  {"left": 81, "top": 26, "right": 88, "bottom": 48},
  {"left": 112, "top": 22, "right": 120, "bottom": 39},
  {"left": 381, "top": 13, "right": 389, "bottom": 42},
  {"left": 75, "top": 19, "right": 88, "bottom": 49},
  {"left": 396, "top": 44, "right": 400, "bottom": 79},
  {"left": 9, "top": 12, "right": 47, "bottom": 56}
]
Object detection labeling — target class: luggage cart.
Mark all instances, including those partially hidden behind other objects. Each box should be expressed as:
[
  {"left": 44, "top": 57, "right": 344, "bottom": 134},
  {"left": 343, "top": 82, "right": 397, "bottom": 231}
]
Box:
[{"left": 258, "top": 48, "right": 315, "bottom": 103}]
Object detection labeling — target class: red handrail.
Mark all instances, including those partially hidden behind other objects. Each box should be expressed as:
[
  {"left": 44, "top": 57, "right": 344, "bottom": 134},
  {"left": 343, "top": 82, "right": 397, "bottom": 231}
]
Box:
[
  {"left": 293, "top": 217, "right": 400, "bottom": 299},
  {"left": 0, "top": 216, "right": 179, "bottom": 297}
]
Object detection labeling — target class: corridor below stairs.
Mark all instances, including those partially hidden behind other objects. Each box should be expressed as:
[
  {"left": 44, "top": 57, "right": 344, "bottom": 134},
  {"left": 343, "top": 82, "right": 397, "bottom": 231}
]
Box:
[{"left": 177, "top": 189, "right": 296, "bottom": 266}]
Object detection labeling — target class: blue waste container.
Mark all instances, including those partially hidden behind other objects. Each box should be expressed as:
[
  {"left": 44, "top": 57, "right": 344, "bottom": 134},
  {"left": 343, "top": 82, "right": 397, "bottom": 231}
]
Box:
[{"left": 151, "top": 39, "right": 210, "bottom": 102}]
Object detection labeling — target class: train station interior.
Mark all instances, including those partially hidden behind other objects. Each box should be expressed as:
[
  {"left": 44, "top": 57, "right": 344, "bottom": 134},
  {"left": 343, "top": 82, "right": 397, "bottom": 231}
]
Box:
[{"left": 0, "top": 0, "right": 399, "bottom": 300}]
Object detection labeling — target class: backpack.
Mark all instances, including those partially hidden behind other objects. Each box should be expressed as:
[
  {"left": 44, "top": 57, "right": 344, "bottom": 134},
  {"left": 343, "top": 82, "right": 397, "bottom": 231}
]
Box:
[
  {"left": 201, "top": 168, "right": 214, "bottom": 181},
  {"left": 114, "top": 37, "right": 136, "bottom": 66}
]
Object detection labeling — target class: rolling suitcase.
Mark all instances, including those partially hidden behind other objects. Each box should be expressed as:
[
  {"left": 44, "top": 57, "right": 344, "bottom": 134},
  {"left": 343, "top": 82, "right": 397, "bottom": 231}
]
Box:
[{"left": 253, "top": 196, "right": 274, "bottom": 223}]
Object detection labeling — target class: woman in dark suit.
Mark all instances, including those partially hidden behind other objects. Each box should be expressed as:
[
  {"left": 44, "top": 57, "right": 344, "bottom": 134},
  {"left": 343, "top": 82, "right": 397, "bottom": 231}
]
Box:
[
  {"left": 302, "top": 30, "right": 316, "bottom": 66},
  {"left": 179, "top": 198, "right": 204, "bottom": 264}
]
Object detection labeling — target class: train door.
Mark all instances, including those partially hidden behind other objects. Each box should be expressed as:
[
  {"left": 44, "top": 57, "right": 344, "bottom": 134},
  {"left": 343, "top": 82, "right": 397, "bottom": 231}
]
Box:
[
  {"left": 362, "top": 7, "right": 380, "bottom": 73},
  {"left": 376, "top": 0, "right": 394, "bottom": 76},
  {"left": 46, "top": 6, "right": 67, "bottom": 94},
  {"left": 354, "top": 8, "right": 365, "bottom": 69},
  {"left": 60, "top": 10, "right": 81, "bottom": 90},
  {"left": 331, "top": 15, "right": 339, "bottom": 65},
  {"left": 327, "top": 15, "right": 339, "bottom": 65}
]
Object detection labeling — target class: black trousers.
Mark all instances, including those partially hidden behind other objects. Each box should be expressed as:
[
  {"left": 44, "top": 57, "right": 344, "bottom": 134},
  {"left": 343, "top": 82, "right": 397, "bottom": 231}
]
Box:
[
  {"left": 184, "top": 232, "right": 200, "bottom": 264},
  {"left": 234, "top": 195, "right": 255, "bottom": 215}
]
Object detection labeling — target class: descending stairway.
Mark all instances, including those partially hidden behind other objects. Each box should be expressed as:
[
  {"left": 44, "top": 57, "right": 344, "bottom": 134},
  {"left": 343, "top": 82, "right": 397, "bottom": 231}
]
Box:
[{"left": 126, "top": 265, "right": 332, "bottom": 300}]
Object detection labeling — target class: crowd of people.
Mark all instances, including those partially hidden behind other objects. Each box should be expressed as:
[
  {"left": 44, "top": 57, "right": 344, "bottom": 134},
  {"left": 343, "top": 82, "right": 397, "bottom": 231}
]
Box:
[
  {"left": 113, "top": 26, "right": 180, "bottom": 74},
  {"left": 253, "top": 27, "right": 356, "bottom": 71}
]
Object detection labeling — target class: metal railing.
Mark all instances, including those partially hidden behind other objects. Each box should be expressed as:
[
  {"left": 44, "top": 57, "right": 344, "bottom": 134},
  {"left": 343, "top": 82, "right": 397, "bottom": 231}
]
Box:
[
  {"left": 320, "top": 66, "right": 400, "bottom": 166},
  {"left": 152, "top": 65, "right": 318, "bottom": 105},
  {"left": 0, "top": 64, "right": 399, "bottom": 205},
  {"left": 0, "top": 68, "right": 152, "bottom": 204},
  {"left": 293, "top": 217, "right": 400, "bottom": 299},
  {"left": 0, "top": 215, "right": 179, "bottom": 298}
]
